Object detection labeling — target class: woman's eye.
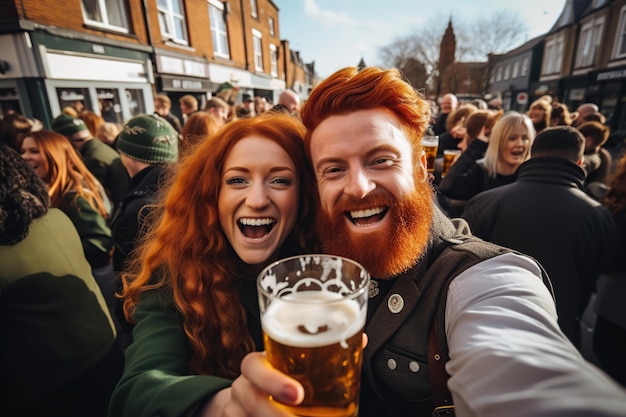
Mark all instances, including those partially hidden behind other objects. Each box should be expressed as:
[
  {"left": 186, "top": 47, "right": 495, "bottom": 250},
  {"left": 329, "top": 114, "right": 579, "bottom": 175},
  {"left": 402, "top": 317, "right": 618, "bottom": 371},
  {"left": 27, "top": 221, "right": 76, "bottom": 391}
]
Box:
[
  {"left": 271, "top": 177, "right": 293, "bottom": 185},
  {"left": 225, "top": 177, "right": 247, "bottom": 185}
]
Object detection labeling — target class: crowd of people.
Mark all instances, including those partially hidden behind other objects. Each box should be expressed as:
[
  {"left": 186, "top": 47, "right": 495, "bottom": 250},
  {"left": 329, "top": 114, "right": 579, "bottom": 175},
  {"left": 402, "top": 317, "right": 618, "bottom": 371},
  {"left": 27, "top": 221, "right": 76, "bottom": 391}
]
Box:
[{"left": 1, "top": 69, "right": 625, "bottom": 417}]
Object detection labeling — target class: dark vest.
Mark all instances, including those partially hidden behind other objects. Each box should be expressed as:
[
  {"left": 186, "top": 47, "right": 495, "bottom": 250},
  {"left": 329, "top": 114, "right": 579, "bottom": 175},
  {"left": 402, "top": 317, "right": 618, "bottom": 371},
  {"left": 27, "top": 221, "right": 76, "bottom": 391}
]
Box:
[{"left": 359, "top": 209, "right": 552, "bottom": 417}]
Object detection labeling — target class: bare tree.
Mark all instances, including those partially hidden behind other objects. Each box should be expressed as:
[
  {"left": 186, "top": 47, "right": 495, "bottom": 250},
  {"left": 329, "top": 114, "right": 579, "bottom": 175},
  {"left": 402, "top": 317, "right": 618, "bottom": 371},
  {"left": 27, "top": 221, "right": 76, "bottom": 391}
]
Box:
[{"left": 378, "top": 10, "right": 528, "bottom": 96}]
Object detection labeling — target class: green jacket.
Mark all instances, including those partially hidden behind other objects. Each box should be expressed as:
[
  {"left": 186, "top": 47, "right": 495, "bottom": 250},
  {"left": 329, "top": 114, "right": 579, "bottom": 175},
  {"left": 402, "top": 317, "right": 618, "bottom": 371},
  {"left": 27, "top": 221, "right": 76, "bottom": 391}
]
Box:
[
  {"left": 60, "top": 192, "right": 113, "bottom": 269},
  {"left": 109, "top": 290, "right": 234, "bottom": 417},
  {"left": 0, "top": 209, "right": 120, "bottom": 415},
  {"left": 81, "top": 138, "right": 130, "bottom": 211}
]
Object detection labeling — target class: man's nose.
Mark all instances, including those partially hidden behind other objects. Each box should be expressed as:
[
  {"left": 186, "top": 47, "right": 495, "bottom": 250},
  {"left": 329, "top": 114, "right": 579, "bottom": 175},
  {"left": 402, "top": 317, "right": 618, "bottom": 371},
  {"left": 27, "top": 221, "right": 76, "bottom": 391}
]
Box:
[{"left": 344, "top": 167, "right": 375, "bottom": 199}]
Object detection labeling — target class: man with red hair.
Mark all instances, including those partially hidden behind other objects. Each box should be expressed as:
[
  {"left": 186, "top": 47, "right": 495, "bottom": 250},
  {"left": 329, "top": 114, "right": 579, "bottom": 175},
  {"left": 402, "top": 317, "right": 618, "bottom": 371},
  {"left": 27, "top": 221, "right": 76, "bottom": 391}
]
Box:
[{"left": 201, "top": 67, "right": 626, "bottom": 417}]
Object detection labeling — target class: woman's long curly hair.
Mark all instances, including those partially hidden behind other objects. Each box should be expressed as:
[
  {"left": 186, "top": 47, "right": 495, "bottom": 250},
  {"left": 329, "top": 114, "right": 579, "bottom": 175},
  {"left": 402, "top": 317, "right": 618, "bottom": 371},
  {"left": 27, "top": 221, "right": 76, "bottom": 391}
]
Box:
[
  {"left": 121, "top": 112, "right": 316, "bottom": 378},
  {"left": 17, "top": 130, "right": 109, "bottom": 219},
  {"left": 0, "top": 143, "right": 49, "bottom": 245},
  {"left": 604, "top": 153, "right": 626, "bottom": 216},
  {"left": 300, "top": 67, "right": 431, "bottom": 163}
]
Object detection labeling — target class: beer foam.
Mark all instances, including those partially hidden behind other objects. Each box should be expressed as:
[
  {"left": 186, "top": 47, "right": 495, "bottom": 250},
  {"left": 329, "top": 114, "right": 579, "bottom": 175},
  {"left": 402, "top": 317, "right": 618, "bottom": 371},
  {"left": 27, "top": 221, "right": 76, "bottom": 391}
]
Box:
[{"left": 262, "top": 292, "right": 365, "bottom": 348}]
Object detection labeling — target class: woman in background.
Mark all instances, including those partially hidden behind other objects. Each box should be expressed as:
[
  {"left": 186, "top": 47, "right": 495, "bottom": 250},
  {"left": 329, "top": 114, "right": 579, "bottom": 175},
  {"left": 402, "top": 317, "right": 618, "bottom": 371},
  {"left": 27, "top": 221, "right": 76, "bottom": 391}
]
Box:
[
  {"left": 438, "top": 111, "right": 535, "bottom": 217},
  {"left": 18, "top": 130, "right": 116, "bottom": 311}
]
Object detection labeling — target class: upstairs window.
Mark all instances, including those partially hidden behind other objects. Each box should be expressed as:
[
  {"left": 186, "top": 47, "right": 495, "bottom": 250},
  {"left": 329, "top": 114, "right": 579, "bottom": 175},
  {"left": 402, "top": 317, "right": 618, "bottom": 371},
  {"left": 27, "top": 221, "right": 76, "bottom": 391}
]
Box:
[
  {"left": 157, "top": 0, "right": 188, "bottom": 45},
  {"left": 209, "top": 0, "right": 230, "bottom": 58},
  {"left": 81, "top": 0, "right": 129, "bottom": 31},
  {"left": 613, "top": 6, "right": 626, "bottom": 59},
  {"left": 512, "top": 61, "right": 519, "bottom": 78},
  {"left": 269, "top": 16, "right": 275, "bottom": 36},
  {"left": 521, "top": 57, "right": 529, "bottom": 77},
  {"left": 576, "top": 17, "right": 604, "bottom": 68},
  {"left": 250, "top": 0, "right": 258, "bottom": 18},
  {"left": 253, "top": 28, "right": 263, "bottom": 71},
  {"left": 270, "top": 44, "right": 278, "bottom": 76},
  {"left": 542, "top": 34, "right": 564, "bottom": 75}
]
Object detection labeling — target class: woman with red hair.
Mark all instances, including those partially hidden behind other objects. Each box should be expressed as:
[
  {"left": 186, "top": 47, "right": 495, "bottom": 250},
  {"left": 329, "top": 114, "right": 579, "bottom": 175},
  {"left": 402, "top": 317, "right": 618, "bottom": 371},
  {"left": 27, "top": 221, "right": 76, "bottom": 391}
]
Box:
[
  {"left": 109, "top": 112, "right": 317, "bottom": 417},
  {"left": 18, "top": 130, "right": 113, "bottom": 270}
]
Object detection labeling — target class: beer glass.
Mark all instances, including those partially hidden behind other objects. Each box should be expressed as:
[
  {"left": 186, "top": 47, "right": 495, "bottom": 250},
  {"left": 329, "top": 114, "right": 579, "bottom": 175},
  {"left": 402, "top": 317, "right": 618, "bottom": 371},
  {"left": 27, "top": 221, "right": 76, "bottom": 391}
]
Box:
[
  {"left": 442, "top": 149, "right": 461, "bottom": 177},
  {"left": 421, "top": 135, "right": 439, "bottom": 173},
  {"left": 257, "top": 254, "right": 370, "bottom": 417}
]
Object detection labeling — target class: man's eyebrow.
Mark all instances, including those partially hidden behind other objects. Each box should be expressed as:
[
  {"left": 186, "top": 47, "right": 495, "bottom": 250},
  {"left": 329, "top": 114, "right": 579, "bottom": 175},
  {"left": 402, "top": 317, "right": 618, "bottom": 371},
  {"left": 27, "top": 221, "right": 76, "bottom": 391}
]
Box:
[{"left": 315, "top": 144, "right": 400, "bottom": 170}]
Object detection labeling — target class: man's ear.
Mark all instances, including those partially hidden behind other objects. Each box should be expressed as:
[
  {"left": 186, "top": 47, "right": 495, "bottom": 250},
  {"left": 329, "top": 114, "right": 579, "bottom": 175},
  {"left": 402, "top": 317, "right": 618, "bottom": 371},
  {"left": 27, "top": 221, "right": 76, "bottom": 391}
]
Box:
[{"left": 417, "top": 150, "right": 428, "bottom": 181}]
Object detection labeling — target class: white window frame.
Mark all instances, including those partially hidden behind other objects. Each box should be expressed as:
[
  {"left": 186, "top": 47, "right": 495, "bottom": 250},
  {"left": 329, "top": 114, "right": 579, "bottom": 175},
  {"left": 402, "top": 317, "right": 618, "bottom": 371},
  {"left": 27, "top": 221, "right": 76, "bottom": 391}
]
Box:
[
  {"left": 250, "top": 0, "right": 258, "bottom": 18},
  {"left": 270, "top": 44, "right": 278, "bottom": 76},
  {"left": 504, "top": 64, "right": 511, "bottom": 80},
  {"left": 208, "top": 0, "right": 230, "bottom": 58},
  {"left": 542, "top": 34, "right": 564, "bottom": 75},
  {"left": 613, "top": 6, "right": 626, "bottom": 59},
  {"left": 521, "top": 57, "right": 529, "bottom": 77},
  {"left": 496, "top": 66, "right": 503, "bottom": 82},
  {"left": 253, "top": 28, "right": 264, "bottom": 71},
  {"left": 81, "top": 0, "right": 129, "bottom": 32},
  {"left": 269, "top": 16, "right": 275, "bottom": 36},
  {"left": 157, "top": 0, "right": 188, "bottom": 45},
  {"left": 576, "top": 17, "right": 604, "bottom": 68},
  {"left": 512, "top": 61, "right": 519, "bottom": 79}
]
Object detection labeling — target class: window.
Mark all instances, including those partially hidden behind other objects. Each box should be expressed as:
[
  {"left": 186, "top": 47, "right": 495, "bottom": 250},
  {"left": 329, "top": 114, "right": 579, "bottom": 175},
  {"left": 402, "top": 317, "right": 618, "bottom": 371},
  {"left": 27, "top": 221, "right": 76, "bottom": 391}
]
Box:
[
  {"left": 250, "top": 0, "right": 258, "bottom": 18},
  {"left": 209, "top": 0, "right": 230, "bottom": 58},
  {"left": 270, "top": 44, "right": 278, "bottom": 76},
  {"left": 542, "top": 34, "right": 564, "bottom": 75},
  {"left": 512, "top": 61, "right": 519, "bottom": 79},
  {"left": 521, "top": 57, "right": 529, "bottom": 77},
  {"left": 81, "top": 0, "right": 128, "bottom": 31},
  {"left": 269, "top": 16, "right": 275, "bottom": 36},
  {"left": 504, "top": 64, "right": 511, "bottom": 80},
  {"left": 614, "top": 6, "right": 626, "bottom": 58},
  {"left": 253, "top": 29, "right": 263, "bottom": 71},
  {"left": 157, "top": 0, "right": 188, "bottom": 44},
  {"left": 576, "top": 17, "right": 604, "bottom": 68},
  {"left": 496, "top": 66, "right": 503, "bottom": 82}
]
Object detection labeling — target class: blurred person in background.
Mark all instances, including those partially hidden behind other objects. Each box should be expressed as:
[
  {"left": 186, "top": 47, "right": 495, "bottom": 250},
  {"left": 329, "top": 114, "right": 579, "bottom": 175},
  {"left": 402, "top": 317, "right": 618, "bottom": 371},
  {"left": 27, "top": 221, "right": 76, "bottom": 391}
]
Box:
[{"left": 0, "top": 143, "right": 122, "bottom": 417}]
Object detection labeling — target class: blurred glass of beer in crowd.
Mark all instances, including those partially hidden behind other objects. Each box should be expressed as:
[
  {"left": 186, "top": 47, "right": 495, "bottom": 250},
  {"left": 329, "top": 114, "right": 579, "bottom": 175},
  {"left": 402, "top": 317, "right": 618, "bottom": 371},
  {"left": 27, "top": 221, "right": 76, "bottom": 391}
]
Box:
[
  {"left": 442, "top": 149, "right": 461, "bottom": 177},
  {"left": 421, "top": 135, "right": 439, "bottom": 173},
  {"left": 258, "top": 255, "right": 370, "bottom": 417}
]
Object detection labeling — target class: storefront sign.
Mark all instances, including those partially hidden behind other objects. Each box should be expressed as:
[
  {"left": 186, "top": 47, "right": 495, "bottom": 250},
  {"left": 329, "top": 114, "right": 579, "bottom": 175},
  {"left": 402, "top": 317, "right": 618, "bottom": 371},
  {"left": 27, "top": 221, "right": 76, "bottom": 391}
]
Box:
[{"left": 597, "top": 69, "right": 626, "bottom": 81}]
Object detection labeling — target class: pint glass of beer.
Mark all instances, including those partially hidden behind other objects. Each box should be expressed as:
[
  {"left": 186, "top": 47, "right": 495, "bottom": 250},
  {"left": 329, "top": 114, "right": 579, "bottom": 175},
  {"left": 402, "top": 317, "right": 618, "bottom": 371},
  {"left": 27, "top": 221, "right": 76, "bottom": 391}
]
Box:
[
  {"left": 257, "top": 254, "right": 370, "bottom": 417},
  {"left": 442, "top": 149, "right": 461, "bottom": 177},
  {"left": 421, "top": 135, "right": 439, "bottom": 173}
]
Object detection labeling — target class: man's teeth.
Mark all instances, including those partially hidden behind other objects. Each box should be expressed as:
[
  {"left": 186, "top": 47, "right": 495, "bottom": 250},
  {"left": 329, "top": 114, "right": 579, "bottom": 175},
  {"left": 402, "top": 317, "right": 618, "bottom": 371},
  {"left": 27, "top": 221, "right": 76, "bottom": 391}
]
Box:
[
  {"left": 239, "top": 218, "right": 274, "bottom": 226},
  {"left": 350, "top": 207, "right": 384, "bottom": 219}
]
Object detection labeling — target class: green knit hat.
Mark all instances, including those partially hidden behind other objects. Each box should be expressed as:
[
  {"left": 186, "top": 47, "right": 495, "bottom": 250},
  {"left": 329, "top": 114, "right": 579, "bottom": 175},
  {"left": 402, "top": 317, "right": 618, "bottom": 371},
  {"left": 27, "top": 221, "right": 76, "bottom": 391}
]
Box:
[
  {"left": 51, "top": 114, "right": 89, "bottom": 138},
  {"left": 116, "top": 114, "right": 178, "bottom": 164}
]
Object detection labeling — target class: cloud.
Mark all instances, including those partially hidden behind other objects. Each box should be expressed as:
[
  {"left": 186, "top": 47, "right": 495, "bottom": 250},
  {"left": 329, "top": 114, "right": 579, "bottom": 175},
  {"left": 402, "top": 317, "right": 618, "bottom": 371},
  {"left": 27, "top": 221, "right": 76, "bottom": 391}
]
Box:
[{"left": 304, "top": 0, "right": 379, "bottom": 30}]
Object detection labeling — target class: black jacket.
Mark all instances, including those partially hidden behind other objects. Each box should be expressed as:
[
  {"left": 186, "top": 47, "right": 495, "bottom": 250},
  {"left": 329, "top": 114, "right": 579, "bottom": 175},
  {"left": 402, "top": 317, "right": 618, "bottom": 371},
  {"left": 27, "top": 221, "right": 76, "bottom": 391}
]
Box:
[
  {"left": 110, "top": 164, "right": 170, "bottom": 273},
  {"left": 463, "top": 156, "right": 618, "bottom": 344}
]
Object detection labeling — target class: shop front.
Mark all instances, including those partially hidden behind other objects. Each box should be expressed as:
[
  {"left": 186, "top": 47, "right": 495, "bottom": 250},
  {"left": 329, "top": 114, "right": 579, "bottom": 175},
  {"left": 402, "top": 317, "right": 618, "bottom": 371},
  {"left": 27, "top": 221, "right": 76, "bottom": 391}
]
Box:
[{"left": 0, "top": 31, "right": 153, "bottom": 127}]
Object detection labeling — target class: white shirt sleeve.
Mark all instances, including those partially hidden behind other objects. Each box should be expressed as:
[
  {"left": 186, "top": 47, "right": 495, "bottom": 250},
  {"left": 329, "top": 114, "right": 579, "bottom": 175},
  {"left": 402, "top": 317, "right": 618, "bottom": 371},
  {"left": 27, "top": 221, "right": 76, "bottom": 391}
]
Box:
[{"left": 445, "top": 252, "right": 626, "bottom": 417}]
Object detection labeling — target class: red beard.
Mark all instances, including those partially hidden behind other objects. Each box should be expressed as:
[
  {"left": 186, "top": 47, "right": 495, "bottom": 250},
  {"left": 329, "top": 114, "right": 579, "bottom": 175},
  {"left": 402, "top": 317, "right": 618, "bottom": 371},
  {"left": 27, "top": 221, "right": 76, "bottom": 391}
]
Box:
[{"left": 315, "top": 180, "right": 434, "bottom": 279}]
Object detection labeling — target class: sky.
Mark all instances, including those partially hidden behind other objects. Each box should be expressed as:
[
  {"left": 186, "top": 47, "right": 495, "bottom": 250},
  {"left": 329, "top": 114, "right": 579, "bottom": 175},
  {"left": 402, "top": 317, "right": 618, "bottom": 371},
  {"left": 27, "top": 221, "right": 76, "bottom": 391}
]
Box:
[{"left": 273, "top": 0, "right": 567, "bottom": 78}]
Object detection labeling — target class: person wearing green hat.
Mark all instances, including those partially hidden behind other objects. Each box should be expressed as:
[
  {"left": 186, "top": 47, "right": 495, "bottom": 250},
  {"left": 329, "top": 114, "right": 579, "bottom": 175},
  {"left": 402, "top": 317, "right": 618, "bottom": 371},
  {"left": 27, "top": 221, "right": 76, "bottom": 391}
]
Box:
[
  {"left": 51, "top": 113, "right": 129, "bottom": 212},
  {"left": 109, "top": 114, "right": 179, "bottom": 347}
]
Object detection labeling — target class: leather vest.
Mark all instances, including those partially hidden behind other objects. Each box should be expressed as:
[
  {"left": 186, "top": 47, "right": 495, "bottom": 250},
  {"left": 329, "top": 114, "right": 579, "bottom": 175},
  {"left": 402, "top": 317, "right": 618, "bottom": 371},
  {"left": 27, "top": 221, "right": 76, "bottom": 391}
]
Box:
[{"left": 358, "top": 208, "right": 552, "bottom": 417}]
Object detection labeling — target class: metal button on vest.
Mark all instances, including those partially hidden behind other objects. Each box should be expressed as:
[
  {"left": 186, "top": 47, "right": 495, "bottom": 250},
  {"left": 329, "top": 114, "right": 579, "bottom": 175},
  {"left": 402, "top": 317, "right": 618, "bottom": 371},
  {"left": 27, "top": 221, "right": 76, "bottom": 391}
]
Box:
[
  {"left": 387, "top": 358, "right": 397, "bottom": 370},
  {"left": 409, "top": 361, "right": 420, "bottom": 373},
  {"left": 388, "top": 294, "right": 404, "bottom": 313}
]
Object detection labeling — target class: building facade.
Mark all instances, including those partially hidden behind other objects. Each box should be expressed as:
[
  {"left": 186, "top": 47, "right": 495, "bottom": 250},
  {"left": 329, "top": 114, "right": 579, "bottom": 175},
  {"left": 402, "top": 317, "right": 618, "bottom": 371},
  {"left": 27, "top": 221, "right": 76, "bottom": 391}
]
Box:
[{"left": 0, "top": 0, "right": 319, "bottom": 125}]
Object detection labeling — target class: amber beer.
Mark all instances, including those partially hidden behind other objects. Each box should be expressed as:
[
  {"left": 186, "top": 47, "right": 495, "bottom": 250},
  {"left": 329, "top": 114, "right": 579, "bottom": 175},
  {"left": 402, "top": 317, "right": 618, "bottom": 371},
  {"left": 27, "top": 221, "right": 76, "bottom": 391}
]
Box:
[
  {"left": 442, "top": 149, "right": 461, "bottom": 177},
  {"left": 262, "top": 293, "right": 365, "bottom": 417},
  {"left": 258, "top": 255, "right": 370, "bottom": 417},
  {"left": 421, "top": 135, "right": 439, "bottom": 173}
]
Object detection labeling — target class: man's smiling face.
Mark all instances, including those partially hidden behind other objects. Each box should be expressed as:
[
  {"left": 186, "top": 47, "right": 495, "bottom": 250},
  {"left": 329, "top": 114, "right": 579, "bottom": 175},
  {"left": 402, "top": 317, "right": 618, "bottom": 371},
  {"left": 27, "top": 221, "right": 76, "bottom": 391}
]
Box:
[{"left": 310, "top": 108, "right": 433, "bottom": 278}]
